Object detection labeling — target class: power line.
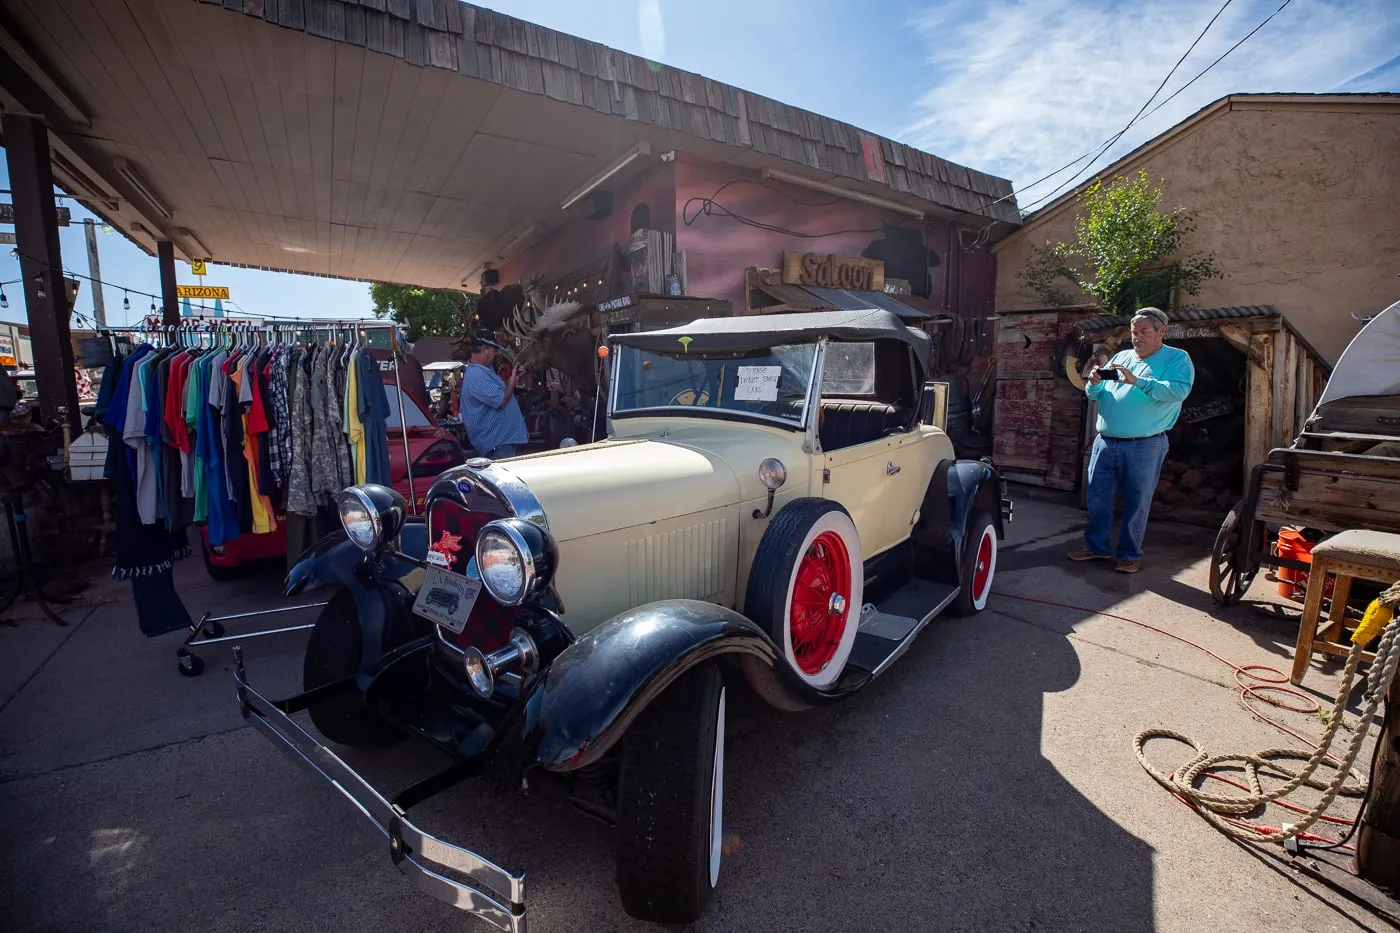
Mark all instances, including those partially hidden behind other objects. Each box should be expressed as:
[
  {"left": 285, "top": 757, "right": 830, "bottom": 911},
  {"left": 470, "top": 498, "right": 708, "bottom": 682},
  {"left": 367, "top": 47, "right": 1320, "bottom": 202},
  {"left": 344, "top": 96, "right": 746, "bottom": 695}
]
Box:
[{"left": 1013, "top": 0, "right": 1296, "bottom": 216}]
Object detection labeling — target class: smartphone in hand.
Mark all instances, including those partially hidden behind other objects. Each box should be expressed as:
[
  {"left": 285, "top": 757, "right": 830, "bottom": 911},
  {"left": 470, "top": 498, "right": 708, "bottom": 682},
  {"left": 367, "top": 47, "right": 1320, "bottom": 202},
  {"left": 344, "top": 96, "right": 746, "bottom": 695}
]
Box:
[{"left": 1096, "top": 367, "right": 1119, "bottom": 382}]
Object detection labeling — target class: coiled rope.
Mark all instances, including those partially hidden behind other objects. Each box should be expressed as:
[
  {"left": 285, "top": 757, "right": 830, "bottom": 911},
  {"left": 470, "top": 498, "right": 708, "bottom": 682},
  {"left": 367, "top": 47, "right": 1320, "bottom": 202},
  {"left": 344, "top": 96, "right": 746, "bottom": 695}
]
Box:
[
  {"left": 1135, "top": 582, "right": 1400, "bottom": 846},
  {"left": 1000, "top": 583, "right": 1400, "bottom": 847}
]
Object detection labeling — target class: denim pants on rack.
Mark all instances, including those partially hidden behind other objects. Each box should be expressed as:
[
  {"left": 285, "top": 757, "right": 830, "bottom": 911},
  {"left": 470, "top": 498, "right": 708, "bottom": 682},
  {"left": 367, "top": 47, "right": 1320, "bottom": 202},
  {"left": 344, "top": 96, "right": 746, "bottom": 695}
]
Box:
[{"left": 1083, "top": 433, "right": 1169, "bottom": 562}]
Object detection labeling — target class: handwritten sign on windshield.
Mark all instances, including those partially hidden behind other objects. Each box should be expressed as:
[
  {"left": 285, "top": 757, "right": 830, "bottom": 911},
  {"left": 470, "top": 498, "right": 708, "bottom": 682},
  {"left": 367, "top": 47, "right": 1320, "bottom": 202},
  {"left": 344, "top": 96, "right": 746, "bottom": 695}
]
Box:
[{"left": 734, "top": 365, "right": 782, "bottom": 402}]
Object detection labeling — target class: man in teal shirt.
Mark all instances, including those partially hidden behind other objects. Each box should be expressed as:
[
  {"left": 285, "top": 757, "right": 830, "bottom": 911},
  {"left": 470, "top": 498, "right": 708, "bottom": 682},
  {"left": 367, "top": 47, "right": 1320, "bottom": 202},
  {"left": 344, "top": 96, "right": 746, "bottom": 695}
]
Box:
[{"left": 1069, "top": 306, "right": 1195, "bottom": 573}]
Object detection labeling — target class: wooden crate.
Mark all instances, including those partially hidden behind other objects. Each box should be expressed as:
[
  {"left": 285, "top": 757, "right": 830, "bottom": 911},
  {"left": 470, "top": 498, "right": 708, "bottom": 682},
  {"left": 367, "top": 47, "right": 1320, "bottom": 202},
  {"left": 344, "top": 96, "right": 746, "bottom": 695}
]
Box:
[{"left": 1255, "top": 467, "right": 1400, "bottom": 534}]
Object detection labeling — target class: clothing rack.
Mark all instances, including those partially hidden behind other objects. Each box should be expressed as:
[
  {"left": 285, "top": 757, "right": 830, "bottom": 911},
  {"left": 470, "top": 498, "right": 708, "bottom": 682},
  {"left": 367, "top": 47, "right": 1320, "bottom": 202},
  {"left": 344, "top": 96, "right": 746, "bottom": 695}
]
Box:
[
  {"left": 100, "top": 318, "right": 417, "bottom": 516},
  {"left": 105, "top": 318, "right": 418, "bottom": 677}
]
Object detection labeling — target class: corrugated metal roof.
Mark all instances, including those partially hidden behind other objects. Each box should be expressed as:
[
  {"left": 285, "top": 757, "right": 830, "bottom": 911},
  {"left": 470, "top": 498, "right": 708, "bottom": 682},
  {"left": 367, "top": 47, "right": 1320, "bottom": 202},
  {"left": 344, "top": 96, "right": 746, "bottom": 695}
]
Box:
[
  {"left": 802, "top": 287, "right": 932, "bottom": 319},
  {"left": 757, "top": 284, "right": 932, "bottom": 319},
  {"left": 1073, "top": 305, "right": 1280, "bottom": 333},
  {"left": 760, "top": 284, "right": 835, "bottom": 309}
]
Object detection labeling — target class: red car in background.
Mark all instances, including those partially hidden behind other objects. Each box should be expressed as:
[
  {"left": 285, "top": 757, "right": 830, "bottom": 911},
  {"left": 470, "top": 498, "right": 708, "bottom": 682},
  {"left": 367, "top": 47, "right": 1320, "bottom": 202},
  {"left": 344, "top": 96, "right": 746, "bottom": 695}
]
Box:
[{"left": 201, "top": 376, "right": 466, "bottom": 579}]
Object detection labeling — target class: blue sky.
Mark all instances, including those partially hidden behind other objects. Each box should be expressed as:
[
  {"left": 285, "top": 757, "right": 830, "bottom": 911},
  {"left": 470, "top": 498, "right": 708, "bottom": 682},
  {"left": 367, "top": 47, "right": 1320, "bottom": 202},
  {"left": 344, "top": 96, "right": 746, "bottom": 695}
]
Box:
[{"left": 1, "top": 0, "right": 1396, "bottom": 329}]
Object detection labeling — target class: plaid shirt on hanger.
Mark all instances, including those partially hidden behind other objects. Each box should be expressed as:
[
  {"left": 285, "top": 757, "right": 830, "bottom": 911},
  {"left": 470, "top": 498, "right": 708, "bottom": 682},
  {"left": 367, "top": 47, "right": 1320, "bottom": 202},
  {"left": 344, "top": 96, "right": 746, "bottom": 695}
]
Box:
[{"left": 267, "top": 347, "right": 293, "bottom": 490}]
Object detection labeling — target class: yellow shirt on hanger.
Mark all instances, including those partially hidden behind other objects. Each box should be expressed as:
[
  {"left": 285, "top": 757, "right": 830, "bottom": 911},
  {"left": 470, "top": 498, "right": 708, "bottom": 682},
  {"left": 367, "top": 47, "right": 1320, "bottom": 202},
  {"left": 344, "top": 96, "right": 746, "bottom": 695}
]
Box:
[
  {"left": 232, "top": 357, "right": 276, "bottom": 535},
  {"left": 346, "top": 349, "right": 368, "bottom": 485}
]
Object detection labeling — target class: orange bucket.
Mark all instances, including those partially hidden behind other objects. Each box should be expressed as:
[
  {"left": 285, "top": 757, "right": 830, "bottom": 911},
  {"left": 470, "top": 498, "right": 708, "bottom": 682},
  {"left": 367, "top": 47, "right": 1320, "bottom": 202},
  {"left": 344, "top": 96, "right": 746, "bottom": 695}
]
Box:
[{"left": 1274, "top": 529, "right": 1317, "bottom": 600}]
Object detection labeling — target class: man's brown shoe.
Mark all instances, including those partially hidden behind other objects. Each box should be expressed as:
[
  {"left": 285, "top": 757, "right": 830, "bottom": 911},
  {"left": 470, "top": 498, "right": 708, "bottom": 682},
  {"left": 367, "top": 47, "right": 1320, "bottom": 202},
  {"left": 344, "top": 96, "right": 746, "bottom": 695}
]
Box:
[
  {"left": 1068, "top": 549, "right": 1112, "bottom": 562},
  {"left": 1115, "top": 560, "right": 1142, "bottom": 574}
]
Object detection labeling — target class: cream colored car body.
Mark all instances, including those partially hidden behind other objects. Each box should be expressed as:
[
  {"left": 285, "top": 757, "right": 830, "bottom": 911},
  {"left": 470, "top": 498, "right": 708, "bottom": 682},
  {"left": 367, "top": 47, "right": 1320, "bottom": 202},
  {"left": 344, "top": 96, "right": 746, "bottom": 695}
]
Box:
[{"left": 497, "top": 410, "right": 953, "bottom": 632}]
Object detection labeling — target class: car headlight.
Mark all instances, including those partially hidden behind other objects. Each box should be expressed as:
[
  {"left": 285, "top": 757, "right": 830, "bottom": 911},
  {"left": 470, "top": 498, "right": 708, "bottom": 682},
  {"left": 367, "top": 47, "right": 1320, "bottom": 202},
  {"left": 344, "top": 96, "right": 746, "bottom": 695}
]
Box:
[
  {"left": 337, "top": 484, "right": 407, "bottom": 552},
  {"left": 758, "top": 458, "right": 787, "bottom": 489},
  {"left": 474, "top": 518, "right": 557, "bottom": 606}
]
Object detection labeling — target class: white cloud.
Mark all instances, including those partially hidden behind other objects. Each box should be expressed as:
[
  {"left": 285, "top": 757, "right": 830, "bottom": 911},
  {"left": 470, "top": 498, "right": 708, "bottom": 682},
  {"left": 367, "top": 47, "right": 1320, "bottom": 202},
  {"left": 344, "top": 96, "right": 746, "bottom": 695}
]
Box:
[{"left": 902, "top": 0, "right": 1400, "bottom": 211}]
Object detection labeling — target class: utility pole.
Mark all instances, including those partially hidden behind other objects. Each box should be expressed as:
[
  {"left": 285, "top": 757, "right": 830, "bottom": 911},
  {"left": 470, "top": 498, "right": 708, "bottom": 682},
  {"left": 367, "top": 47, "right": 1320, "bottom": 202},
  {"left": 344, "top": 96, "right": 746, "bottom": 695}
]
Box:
[{"left": 83, "top": 218, "right": 106, "bottom": 327}]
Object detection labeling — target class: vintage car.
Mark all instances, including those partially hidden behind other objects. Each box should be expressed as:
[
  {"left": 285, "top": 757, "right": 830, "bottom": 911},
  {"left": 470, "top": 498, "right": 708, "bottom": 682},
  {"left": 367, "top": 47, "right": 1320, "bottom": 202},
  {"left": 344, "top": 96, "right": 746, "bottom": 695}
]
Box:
[{"left": 234, "top": 308, "right": 1012, "bottom": 932}]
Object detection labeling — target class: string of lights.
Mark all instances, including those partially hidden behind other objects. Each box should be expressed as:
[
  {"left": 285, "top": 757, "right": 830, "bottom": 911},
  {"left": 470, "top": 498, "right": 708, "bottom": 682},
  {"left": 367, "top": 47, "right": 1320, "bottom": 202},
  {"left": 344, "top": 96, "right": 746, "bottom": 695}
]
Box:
[{"left": 5, "top": 247, "right": 378, "bottom": 326}]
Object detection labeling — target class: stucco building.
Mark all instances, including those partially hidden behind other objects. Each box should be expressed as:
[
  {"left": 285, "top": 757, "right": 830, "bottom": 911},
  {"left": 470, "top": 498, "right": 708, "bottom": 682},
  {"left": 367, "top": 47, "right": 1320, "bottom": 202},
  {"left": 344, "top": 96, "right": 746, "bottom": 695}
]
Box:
[{"left": 993, "top": 93, "right": 1400, "bottom": 364}]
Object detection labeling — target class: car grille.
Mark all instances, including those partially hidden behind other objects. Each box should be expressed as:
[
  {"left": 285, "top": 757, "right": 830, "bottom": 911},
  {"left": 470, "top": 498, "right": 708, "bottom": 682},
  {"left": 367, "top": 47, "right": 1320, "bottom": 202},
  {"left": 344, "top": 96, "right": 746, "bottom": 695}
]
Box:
[{"left": 425, "top": 496, "right": 516, "bottom": 654}]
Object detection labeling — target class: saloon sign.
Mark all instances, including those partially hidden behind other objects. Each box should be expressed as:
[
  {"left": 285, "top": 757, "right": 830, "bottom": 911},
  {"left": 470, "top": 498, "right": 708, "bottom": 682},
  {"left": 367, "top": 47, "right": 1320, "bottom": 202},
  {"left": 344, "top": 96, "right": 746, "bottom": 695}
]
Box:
[{"left": 782, "top": 252, "right": 885, "bottom": 292}]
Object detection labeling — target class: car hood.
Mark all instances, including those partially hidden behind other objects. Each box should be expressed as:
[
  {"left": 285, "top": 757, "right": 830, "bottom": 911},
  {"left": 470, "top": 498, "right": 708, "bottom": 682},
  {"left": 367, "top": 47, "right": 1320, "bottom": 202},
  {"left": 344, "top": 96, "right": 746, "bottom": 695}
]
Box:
[{"left": 502, "top": 439, "right": 740, "bottom": 541}]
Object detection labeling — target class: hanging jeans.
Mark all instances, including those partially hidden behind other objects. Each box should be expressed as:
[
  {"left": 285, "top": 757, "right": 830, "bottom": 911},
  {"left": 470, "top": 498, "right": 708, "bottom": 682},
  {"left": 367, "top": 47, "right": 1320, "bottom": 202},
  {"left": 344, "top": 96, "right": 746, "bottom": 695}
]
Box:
[{"left": 1083, "top": 433, "right": 1169, "bottom": 562}]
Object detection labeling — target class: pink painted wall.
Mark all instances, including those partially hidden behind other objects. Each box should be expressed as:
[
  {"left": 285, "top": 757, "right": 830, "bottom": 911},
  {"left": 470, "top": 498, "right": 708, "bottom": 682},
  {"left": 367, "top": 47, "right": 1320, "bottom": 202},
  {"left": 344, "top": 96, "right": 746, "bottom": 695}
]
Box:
[
  {"left": 673, "top": 153, "right": 995, "bottom": 318},
  {"left": 495, "top": 153, "right": 997, "bottom": 322},
  {"left": 498, "top": 161, "right": 678, "bottom": 305}
]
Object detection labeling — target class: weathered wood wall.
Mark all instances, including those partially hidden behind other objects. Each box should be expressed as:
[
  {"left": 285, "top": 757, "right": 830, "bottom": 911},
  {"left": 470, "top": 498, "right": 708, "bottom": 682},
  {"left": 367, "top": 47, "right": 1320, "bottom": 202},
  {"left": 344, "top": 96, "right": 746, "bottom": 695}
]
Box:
[{"left": 992, "top": 308, "right": 1096, "bottom": 490}]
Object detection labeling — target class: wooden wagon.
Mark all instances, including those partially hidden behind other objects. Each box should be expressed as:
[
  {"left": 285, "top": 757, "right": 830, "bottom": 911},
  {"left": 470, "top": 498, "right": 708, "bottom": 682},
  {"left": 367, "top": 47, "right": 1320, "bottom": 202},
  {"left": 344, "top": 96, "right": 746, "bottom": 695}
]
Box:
[{"left": 1210, "top": 299, "right": 1400, "bottom": 605}]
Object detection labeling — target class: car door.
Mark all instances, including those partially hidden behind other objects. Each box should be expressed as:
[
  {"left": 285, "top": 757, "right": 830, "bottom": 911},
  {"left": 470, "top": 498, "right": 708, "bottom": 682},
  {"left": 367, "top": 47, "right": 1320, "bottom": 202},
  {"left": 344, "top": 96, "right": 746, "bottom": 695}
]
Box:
[
  {"left": 822, "top": 428, "right": 930, "bottom": 559},
  {"left": 817, "top": 341, "right": 932, "bottom": 559}
]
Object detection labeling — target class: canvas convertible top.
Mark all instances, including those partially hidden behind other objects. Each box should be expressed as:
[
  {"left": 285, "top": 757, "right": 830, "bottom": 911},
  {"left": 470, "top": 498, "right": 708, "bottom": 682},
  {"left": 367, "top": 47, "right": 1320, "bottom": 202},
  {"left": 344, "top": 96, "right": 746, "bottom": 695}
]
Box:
[{"left": 610, "top": 308, "right": 933, "bottom": 371}]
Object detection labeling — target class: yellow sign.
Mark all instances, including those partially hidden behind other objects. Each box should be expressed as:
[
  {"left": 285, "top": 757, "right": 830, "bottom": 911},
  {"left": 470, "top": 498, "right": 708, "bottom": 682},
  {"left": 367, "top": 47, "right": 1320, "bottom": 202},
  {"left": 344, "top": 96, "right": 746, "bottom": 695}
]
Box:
[
  {"left": 191, "top": 259, "right": 207, "bottom": 276},
  {"left": 176, "top": 285, "right": 229, "bottom": 299}
]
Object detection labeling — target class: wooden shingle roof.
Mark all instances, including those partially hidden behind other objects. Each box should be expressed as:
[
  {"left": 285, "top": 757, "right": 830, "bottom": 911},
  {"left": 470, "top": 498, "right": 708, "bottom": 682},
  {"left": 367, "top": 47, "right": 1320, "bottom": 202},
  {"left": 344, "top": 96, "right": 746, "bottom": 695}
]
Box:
[{"left": 199, "top": 0, "right": 1019, "bottom": 224}]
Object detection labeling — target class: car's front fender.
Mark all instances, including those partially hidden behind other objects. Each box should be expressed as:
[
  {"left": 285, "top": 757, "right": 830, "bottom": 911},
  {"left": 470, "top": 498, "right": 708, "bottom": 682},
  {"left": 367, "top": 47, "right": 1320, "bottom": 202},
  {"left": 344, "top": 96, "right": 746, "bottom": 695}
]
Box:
[
  {"left": 283, "top": 520, "right": 430, "bottom": 668},
  {"left": 508, "top": 599, "right": 849, "bottom": 771}
]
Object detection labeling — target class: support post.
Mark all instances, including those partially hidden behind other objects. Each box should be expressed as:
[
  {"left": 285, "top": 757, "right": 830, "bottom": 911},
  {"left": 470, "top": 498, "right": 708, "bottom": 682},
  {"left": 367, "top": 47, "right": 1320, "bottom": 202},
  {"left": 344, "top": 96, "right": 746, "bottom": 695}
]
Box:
[
  {"left": 1356, "top": 658, "right": 1400, "bottom": 888},
  {"left": 1, "top": 113, "right": 79, "bottom": 432},
  {"left": 83, "top": 218, "right": 106, "bottom": 327},
  {"left": 157, "top": 240, "right": 179, "bottom": 325}
]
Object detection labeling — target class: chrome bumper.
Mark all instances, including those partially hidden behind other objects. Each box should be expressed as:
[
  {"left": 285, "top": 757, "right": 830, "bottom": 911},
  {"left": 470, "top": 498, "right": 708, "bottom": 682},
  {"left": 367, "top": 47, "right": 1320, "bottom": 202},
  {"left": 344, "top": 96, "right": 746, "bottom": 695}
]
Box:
[{"left": 232, "top": 648, "right": 527, "bottom": 933}]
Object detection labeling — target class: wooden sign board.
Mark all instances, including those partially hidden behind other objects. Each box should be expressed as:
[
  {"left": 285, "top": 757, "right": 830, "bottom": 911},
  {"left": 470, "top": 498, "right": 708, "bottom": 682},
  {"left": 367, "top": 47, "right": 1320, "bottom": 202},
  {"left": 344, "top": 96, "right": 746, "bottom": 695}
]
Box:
[
  {"left": 176, "top": 285, "right": 229, "bottom": 299},
  {"left": 781, "top": 252, "right": 884, "bottom": 292},
  {"left": 0, "top": 204, "right": 70, "bottom": 226}
]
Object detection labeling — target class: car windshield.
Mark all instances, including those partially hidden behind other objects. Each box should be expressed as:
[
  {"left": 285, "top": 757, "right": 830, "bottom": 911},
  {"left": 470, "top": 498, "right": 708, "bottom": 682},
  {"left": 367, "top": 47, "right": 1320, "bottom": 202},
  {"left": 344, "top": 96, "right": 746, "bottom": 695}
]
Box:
[{"left": 613, "top": 343, "right": 818, "bottom": 427}]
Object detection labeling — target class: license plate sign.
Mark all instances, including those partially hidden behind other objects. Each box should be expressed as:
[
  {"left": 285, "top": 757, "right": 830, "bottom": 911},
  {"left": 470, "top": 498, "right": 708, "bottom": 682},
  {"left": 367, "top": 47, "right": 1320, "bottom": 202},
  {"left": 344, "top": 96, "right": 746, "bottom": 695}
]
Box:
[{"left": 412, "top": 565, "right": 481, "bottom": 633}]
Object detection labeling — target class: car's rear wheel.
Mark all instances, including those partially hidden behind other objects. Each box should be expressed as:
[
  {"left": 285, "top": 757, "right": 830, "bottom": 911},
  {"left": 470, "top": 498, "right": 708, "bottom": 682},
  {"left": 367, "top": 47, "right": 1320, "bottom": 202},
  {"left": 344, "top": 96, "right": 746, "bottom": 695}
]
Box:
[
  {"left": 744, "top": 498, "right": 862, "bottom": 689},
  {"left": 616, "top": 663, "right": 725, "bottom": 924},
  {"left": 303, "top": 590, "right": 400, "bottom": 746},
  {"left": 951, "top": 511, "right": 997, "bottom": 616}
]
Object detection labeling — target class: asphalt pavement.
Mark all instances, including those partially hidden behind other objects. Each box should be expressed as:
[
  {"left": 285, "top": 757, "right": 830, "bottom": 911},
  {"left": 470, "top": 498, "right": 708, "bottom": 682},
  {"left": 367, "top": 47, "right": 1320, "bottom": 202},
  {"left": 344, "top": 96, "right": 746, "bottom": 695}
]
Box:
[{"left": 1, "top": 493, "right": 1393, "bottom": 933}]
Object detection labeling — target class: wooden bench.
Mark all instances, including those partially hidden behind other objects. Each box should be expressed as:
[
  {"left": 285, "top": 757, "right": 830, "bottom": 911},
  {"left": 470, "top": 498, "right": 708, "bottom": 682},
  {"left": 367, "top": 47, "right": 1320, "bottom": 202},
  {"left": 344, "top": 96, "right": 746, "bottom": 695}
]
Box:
[{"left": 1291, "top": 529, "right": 1400, "bottom": 685}]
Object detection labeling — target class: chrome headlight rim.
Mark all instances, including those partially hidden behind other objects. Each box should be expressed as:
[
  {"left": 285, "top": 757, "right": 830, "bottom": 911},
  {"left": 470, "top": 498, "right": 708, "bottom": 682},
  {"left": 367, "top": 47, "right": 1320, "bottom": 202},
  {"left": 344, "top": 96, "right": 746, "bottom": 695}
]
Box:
[
  {"left": 758, "top": 457, "right": 787, "bottom": 490},
  {"left": 476, "top": 519, "right": 536, "bottom": 607},
  {"left": 337, "top": 487, "right": 383, "bottom": 552}
]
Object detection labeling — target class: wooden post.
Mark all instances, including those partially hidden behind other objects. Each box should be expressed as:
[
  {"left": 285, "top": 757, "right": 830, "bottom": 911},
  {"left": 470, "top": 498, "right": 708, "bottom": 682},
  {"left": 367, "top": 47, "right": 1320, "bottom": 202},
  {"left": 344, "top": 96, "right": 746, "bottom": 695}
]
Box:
[
  {"left": 157, "top": 240, "right": 180, "bottom": 325},
  {"left": 1242, "top": 332, "right": 1274, "bottom": 491},
  {"left": 2, "top": 113, "right": 80, "bottom": 433},
  {"left": 1356, "top": 663, "right": 1400, "bottom": 888}
]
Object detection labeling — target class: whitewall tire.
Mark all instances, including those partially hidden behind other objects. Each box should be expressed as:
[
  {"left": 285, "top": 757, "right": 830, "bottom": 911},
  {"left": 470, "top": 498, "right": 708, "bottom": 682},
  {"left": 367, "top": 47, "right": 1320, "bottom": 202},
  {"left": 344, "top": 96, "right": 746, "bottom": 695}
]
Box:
[{"left": 744, "top": 499, "right": 863, "bottom": 689}]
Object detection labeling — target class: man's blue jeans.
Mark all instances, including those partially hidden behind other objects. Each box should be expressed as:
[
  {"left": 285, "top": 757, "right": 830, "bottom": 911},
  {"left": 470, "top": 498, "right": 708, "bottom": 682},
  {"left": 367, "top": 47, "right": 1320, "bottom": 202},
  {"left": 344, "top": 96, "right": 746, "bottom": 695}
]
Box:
[
  {"left": 1084, "top": 433, "right": 1169, "bottom": 561},
  {"left": 485, "top": 444, "right": 517, "bottom": 459}
]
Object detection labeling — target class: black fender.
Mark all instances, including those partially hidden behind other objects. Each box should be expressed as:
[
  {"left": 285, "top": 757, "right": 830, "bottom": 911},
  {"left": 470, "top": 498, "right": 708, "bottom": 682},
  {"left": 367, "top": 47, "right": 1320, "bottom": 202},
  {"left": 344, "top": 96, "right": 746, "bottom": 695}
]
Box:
[
  {"left": 283, "top": 520, "right": 431, "bottom": 670},
  {"left": 510, "top": 599, "right": 853, "bottom": 772},
  {"left": 911, "top": 458, "right": 1006, "bottom": 585}
]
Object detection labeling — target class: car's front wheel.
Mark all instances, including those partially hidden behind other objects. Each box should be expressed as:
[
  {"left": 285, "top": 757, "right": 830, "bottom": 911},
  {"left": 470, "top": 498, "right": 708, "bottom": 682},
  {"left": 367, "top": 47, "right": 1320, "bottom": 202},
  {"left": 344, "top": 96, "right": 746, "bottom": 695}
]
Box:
[
  {"left": 303, "top": 590, "right": 401, "bottom": 746},
  {"left": 615, "top": 663, "right": 726, "bottom": 924},
  {"left": 744, "top": 498, "right": 863, "bottom": 689}
]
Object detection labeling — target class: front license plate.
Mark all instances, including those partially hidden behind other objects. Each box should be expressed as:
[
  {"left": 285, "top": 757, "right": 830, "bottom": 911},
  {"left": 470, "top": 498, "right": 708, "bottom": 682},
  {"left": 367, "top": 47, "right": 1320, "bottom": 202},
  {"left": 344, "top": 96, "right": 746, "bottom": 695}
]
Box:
[{"left": 412, "top": 565, "right": 482, "bottom": 634}]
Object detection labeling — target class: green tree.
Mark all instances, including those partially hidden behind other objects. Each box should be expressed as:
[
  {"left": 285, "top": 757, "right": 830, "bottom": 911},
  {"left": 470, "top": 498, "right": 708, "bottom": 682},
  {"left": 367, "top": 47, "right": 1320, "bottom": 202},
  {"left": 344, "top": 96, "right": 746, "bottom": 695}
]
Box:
[
  {"left": 369, "top": 283, "right": 476, "bottom": 342},
  {"left": 1019, "top": 170, "right": 1222, "bottom": 314}
]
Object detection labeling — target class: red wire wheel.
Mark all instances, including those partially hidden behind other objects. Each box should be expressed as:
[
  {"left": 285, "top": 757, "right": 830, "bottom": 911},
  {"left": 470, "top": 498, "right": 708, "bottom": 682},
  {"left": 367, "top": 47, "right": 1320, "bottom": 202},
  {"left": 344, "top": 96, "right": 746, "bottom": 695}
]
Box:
[
  {"left": 789, "top": 531, "right": 853, "bottom": 675},
  {"left": 971, "top": 529, "right": 994, "bottom": 604},
  {"left": 743, "top": 499, "right": 863, "bottom": 689}
]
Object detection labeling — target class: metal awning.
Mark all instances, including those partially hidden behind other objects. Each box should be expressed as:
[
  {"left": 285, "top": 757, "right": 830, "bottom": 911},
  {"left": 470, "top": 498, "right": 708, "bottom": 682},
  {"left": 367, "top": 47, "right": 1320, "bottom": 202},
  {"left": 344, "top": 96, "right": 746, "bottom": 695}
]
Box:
[{"left": 756, "top": 283, "right": 931, "bottom": 320}]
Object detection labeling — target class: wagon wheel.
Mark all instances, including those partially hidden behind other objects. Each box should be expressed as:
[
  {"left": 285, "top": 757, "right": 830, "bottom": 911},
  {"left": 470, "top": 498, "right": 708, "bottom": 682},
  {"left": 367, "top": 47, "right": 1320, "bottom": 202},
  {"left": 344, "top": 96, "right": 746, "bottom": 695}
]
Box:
[{"left": 1209, "top": 500, "right": 1259, "bottom": 606}]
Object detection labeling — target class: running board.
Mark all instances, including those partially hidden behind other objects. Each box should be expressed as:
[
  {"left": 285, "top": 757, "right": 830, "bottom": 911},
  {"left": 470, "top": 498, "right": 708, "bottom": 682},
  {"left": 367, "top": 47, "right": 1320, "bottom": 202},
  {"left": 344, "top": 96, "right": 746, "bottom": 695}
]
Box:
[{"left": 845, "top": 579, "right": 959, "bottom": 679}]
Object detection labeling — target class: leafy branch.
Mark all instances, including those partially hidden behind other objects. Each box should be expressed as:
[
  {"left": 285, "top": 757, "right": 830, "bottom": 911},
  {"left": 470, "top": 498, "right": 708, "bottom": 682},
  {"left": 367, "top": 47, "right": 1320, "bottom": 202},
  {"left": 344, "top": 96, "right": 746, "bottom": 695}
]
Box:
[{"left": 1018, "top": 170, "right": 1223, "bottom": 315}]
